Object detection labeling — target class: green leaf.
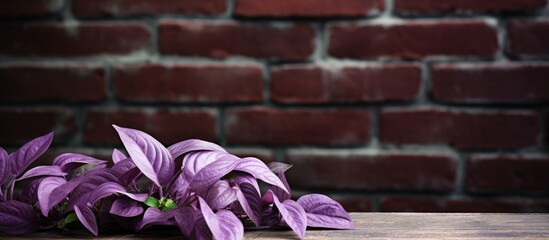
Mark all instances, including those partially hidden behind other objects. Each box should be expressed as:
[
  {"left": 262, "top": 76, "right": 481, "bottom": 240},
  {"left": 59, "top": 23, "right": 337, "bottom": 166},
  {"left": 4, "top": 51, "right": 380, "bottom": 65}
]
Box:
[
  {"left": 164, "top": 198, "right": 177, "bottom": 211},
  {"left": 145, "top": 196, "right": 160, "bottom": 208},
  {"left": 60, "top": 202, "right": 68, "bottom": 212},
  {"left": 64, "top": 213, "right": 77, "bottom": 224}
]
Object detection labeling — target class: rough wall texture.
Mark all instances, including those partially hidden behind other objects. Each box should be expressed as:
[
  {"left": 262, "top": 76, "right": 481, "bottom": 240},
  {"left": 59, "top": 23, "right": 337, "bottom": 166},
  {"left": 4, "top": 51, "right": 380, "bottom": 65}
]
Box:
[{"left": 1, "top": 0, "right": 549, "bottom": 212}]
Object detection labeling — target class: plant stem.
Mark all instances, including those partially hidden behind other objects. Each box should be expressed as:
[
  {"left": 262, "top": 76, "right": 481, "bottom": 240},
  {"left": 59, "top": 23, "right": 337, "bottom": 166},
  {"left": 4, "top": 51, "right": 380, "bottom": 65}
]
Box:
[{"left": 9, "top": 179, "right": 15, "bottom": 200}]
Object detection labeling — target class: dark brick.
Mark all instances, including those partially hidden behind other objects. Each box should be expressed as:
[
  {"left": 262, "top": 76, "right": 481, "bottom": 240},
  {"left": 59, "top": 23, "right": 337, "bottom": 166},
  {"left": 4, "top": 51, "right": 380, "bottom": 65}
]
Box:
[
  {"left": 285, "top": 151, "right": 457, "bottom": 191},
  {"left": 158, "top": 21, "right": 315, "bottom": 61},
  {"left": 0, "top": 0, "right": 63, "bottom": 18},
  {"left": 329, "top": 20, "right": 498, "bottom": 59},
  {"left": 114, "top": 64, "right": 263, "bottom": 103},
  {"left": 507, "top": 20, "right": 549, "bottom": 57},
  {"left": 73, "top": 0, "right": 225, "bottom": 17},
  {"left": 0, "top": 64, "right": 107, "bottom": 102},
  {"left": 225, "top": 108, "right": 371, "bottom": 146},
  {"left": 380, "top": 108, "right": 539, "bottom": 149},
  {"left": 271, "top": 64, "right": 421, "bottom": 103}
]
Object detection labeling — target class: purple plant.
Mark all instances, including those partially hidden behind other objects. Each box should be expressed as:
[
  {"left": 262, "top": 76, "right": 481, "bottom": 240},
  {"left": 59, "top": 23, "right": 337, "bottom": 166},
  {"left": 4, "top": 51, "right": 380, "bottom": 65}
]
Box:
[{"left": 0, "top": 126, "right": 353, "bottom": 239}]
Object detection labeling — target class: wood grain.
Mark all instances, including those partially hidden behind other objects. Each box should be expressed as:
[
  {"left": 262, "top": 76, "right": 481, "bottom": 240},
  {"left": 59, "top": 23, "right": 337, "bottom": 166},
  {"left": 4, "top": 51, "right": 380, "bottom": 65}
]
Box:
[{"left": 3, "top": 213, "right": 549, "bottom": 239}]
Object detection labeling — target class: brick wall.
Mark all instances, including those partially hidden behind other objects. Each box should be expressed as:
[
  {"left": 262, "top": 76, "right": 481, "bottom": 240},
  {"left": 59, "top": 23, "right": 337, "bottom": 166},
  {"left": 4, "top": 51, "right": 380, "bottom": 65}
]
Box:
[{"left": 1, "top": 0, "right": 549, "bottom": 212}]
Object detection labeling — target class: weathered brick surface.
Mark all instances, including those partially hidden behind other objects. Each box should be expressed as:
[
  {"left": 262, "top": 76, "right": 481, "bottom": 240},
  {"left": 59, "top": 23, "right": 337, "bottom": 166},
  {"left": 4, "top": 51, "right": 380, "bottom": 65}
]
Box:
[
  {"left": 225, "top": 108, "right": 371, "bottom": 146},
  {"left": 285, "top": 151, "right": 457, "bottom": 191},
  {"left": 466, "top": 155, "right": 549, "bottom": 194},
  {"left": 329, "top": 20, "right": 498, "bottom": 59},
  {"left": 507, "top": 20, "right": 549, "bottom": 57},
  {"left": 395, "top": 0, "right": 547, "bottom": 15},
  {"left": 84, "top": 108, "right": 218, "bottom": 145},
  {"left": 0, "top": 0, "right": 64, "bottom": 18},
  {"left": 0, "top": 23, "right": 150, "bottom": 57},
  {"left": 235, "top": 0, "right": 384, "bottom": 18},
  {"left": 158, "top": 21, "right": 315, "bottom": 61},
  {"left": 114, "top": 64, "right": 263, "bottom": 103},
  {"left": 380, "top": 108, "right": 539, "bottom": 149},
  {"left": 271, "top": 64, "right": 421, "bottom": 103},
  {"left": 431, "top": 63, "right": 549, "bottom": 104},
  {"left": 0, "top": 108, "right": 76, "bottom": 145},
  {"left": 0, "top": 64, "right": 107, "bottom": 102},
  {"left": 73, "top": 0, "right": 226, "bottom": 17}
]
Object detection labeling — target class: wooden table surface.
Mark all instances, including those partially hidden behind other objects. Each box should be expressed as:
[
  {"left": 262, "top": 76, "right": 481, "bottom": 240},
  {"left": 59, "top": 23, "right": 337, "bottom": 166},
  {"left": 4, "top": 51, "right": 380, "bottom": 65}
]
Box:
[{"left": 4, "top": 213, "right": 549, "bottom": 239}]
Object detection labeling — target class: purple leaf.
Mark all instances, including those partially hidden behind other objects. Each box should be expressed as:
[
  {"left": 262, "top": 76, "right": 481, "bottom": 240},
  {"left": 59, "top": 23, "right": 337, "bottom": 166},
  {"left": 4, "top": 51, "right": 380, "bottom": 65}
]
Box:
[
  {"left": 110, "top": 198, "right": 144, "bottom": 217},
  {"left": 234, "top": 173, "right": 260, "bottom": 194},
  {"left": 70, "top": 168, "right": 119, "bottom": 200},
  {"left": 113, "top": 125, "right": 174, "bottom": 187},
  {"left": 19, "top": 178, "right": 43, "bottom": 204},
  {"left": 175, "top": 207, "right": 210, "bottom": 239},
  {"left": 111, "top": 148, "right": 127, "bottom": 164},
  {"left": 52, "top": 153, "right": 107, "bottom": 172},
  {"left": 198, "top": 197, "right": 243, "bottom": 240},
  {"left": 297, "top": 194, "right": 354, "bottom": 229},
  {"left": 235, "top": 157, "right": 289, "bottom": 194},
  {"left": 111, "top": 158, "right": 136, "bottom": 174},
  {"left": 87, "top": 182, "right": 148, "bottom": 206},
  {"left": 16, "top": 165, "right": 67, "bottom": 181},
  {"left": 265, "top": 190, "right": 307, "bottom": 239},
  {"left": 46, "top": 177, "right": 82, "bottom": 214},
  {"left": 138, "top": 207, "right": 177, "bottom": 230},
  {"left": 9, "top": 132, "right": 54, "bottom": 177},
  {"left": 168, "top": 172, "right": 190, "bottom": 203},
  {"left": 37, "top": 177, "right": 67, "bottom": 216},
  {"left": 205, "top": 180, "right": 237, "bottom": 210},
  {"left": 74, "top": 205, "right": 98, "bottom": 236},
  {"left": 235, "top": 183, "right": 261, "bottom": 227},
  {"left": 0, "top": 200, "right": 40, "bottom": 234},
  {"left": 189, "top": 156, "right": 239, "bottom": 192},
  {"left": 182, "top": 151, "right": 235, "bottom": 181},
  {"left": 0, "top": 147, "right": 9, "bottom": 185},
  {"left": 268, "top": 162, "right": 293, "bottom": 174},
  {"left": 168, "top": 139, "right": 227, "bottom": 159},
  {"left": 271, "top": 172, "right": 291, "bottom": 202}
]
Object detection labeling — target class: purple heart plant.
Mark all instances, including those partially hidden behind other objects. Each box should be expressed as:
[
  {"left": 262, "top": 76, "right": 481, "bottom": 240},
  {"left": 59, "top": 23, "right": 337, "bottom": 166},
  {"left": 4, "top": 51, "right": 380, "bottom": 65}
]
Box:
[{"left": 0, "top": 125, "right": 353, "bottom": 239}]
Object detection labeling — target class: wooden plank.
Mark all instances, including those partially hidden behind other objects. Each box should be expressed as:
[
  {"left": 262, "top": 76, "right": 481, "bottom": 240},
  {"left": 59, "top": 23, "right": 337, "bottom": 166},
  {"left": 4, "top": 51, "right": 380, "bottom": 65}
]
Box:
[{"left": 2, "top": 213, "right": 549, "bottom": 239}]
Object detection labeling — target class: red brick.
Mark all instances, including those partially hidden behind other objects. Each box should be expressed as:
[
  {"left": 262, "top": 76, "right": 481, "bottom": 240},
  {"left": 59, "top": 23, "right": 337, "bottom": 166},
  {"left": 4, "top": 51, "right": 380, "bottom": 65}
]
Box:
[
  {"left": 159, "top": 21, "right": 315, "bottom": 61},
  {"left": 329, "top": 20, "right": 498, "bottom": 59},
  {"left": 114, "top": 64, "right": 263, "bottom": 103},
  {"left": 329, "top": 195, "right": 374, "bottom": 212},
  {"left": 0, "top": 64, "right": 107, "bottom": 102},
  {"left": 432, "top": 63, "right": 549, "bottom": 104},
  {"left": 0, "top": 108, "right": 76, "bottom": 145},
  {"left": 271, "top": 64, "right": 421, "bottom": 104},
  {"left": 285, "top": 151, "right": 457, "bottom": 191},
  {"left": 507, "top": 20, "right": 549, "bottom": 57},
  {"left": 72, "top": 0, "right": 225, "bottom": 17},
  {"left": 235, "top": 0, "right": 383, "bottom": 18},
  {"left": 0, "top": 23, "right": 150, "bottom": 57},
  {"left": 394, "top": 0, "right": 547, "bottom": 15},
  {"left": 0, "top": 0, "right": 63, "bottom": 18},
  {"left": 225, "top": 108, "right": 371, "bottom": 146},
  {"left": 380, "top": 108, "right": 539, "bottom": 149},
  {"left": 227, "top": 149, "right": 275, "bottom": 164},
  {"left": 466, "top": 155, "right": 549, "bottom": 194},
  {"left": 381, "top": 197, "right": 549, "bottom": 213},
  {"left": 84, "top": 108, "right": 217, "bottom": 145}
]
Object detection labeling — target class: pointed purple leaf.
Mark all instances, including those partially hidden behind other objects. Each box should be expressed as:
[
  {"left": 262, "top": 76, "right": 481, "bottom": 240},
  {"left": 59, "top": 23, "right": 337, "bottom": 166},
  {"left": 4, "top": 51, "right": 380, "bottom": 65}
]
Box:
[
  {"left": 38, "top": 177, "right": 67, "bottom": 216},
  {"left": 46, "top": 177, "right": 82, "bottom": 214},
  {"left": 0, "top": 147, "right": 9, "bottom": 185},
  {"left": 190, "top": 156, "right": 239, "bottom": 191},
  {"left": 235, "top": 157, "right": 289, "bottom": 194},
  {"left": 52, "top": 153, "right": 107, "bottom": 172},
  {"left": 205, "top": 180, "right": 237, "bottom": 210},
  {"left": 270, "top": 172, "right": 291, "bottom": 201},
  {"left": 9, "top": 132, "right": 54, "bottom": 177},
  {"left": 267, "top": 162, "right": 293, "bottom": 174},
  {"left": 216, "top": 210, "right": 244, "bottom": 240},
  {"left": 265, "top": 190, "right": 307, "bottom": 239},
  {"left": 19, "top": 178, "right": 43, "bottom": 204},
  {"left": 198, "top": 197, "right": 222, "bottom": 239},
  {"left": 0, "top": 200, "right": 40, "bottom": 234},
  {"left": 168, "top": 172, "right": 190, "bottom": 202},
  {"left": 111, "top": 148, "right": 127, "bottom": 164},
  {"left": 70, "top": 168, "right": 120, "bottom": 200},
  {"left": 235, "top": 183, "right": 261, "bottom": 227},
  {"left": 110, "top": 198, "right": 144, "bottom": 217},
  {"left": 74, "top": 205, "right": 98, "bottom": 236},
  {"left": 111, "top": 158, "right": 136, "bottom": 174},
  {"left": 168, "top": 139, "right": 227, "bottom": 159},
  {"left": 113, "top": 125, "right": 174, "bottom": 187},
  {"left": 182, "top": 151, "right": 235, "bottom": 182},
  {"left": 16, "top": 165, "right": 67, "bottom": 181},
  {"left": 175, "top": 207, "right": 211, "bottom": 239},
  {"left": 234, "top": 173, "right": 260, "bottom": 194},
  {"left": 297, "top": 194, "right": 354, "bottom": 229},
  {"left": 138, "top": 207, "right": 177, "bottom": 230},
  {"left": 87, "top": 182, "right": 147, "bottom": 206}
]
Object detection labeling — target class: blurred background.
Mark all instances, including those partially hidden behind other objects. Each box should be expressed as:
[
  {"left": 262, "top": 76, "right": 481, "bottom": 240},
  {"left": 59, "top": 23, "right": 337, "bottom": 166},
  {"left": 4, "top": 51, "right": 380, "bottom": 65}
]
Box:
[{"left": 1, "top": 0, "right": 549, "bottom": 212}]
